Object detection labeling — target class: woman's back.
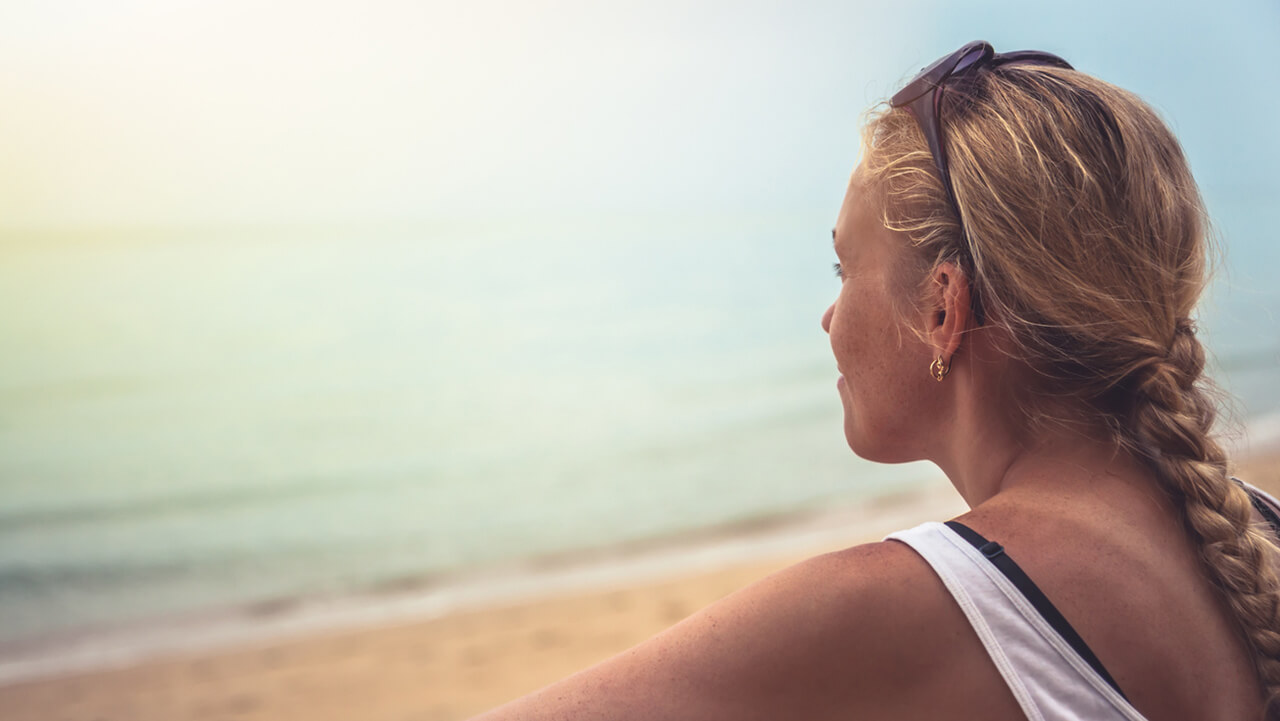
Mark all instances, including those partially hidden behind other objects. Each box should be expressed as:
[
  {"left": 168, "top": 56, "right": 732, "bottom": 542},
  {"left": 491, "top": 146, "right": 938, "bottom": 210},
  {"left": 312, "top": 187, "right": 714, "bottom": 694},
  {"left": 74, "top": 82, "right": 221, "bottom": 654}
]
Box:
[
  {"left": 786, "top": 440, "right": 1268, "bottom": 720},
  {"left": 942, "top": 461, "right": 1264, "bottom": 719}
]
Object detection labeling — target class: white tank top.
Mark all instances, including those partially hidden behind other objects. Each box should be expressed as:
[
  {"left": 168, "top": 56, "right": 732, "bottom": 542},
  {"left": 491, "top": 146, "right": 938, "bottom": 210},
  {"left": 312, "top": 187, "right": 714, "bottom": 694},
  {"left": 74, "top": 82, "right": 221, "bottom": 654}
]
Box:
[
  {"left": 885, "top": 521, "right": 1147, "bottom": 721},
  {"left": 887, "top": 482, "right": 1280, "bottom": 720}
]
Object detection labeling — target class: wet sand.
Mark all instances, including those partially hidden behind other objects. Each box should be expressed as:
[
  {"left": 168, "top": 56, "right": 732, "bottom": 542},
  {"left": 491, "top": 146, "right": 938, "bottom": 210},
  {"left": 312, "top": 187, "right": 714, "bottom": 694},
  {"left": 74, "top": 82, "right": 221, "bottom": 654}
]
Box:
[{"left": 3, "top": 455, "right": 1279, "bottom": 721}]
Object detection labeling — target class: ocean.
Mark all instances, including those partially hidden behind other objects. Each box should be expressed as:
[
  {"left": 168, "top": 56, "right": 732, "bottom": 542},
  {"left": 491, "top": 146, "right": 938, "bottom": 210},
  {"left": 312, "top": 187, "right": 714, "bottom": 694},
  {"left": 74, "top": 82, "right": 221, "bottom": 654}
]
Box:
[
  {"left": 0, "top": 212, "right": 879, "bottom": 646},
  {"left": 1, "top": 202, "right": 1278, "bottom": 657}
]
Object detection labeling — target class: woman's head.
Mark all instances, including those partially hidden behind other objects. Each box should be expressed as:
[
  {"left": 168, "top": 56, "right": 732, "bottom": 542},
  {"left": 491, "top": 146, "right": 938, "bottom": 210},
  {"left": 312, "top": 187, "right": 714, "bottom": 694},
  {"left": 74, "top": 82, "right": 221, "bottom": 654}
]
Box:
[
  {"left": 840, "top": 42, "right": 1280, "bottom": 714},
  {"left": 861, "top": 57, "right": 1209, "bottom": 441}
]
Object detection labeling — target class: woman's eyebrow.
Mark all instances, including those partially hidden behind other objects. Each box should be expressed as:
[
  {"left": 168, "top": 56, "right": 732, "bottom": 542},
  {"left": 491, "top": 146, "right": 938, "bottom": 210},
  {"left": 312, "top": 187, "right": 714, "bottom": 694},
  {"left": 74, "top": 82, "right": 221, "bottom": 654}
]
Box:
[{"left": 831, "top": 228, "right": 837, "bottom": 246}]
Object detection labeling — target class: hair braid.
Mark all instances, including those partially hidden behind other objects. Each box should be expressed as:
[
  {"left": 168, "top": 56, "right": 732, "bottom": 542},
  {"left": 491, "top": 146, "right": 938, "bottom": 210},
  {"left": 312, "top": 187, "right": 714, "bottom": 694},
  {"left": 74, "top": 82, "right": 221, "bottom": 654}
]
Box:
[{"left": 1129, "top": 329, "right": 1280, "bottom": 717}]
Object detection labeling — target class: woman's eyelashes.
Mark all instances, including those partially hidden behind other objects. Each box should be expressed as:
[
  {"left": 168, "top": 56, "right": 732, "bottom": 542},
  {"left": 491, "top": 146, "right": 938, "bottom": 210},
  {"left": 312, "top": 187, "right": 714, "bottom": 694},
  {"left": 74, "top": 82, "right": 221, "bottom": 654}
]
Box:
[{"left": 833, "top": 262, "right": 844, "bottom": 279}]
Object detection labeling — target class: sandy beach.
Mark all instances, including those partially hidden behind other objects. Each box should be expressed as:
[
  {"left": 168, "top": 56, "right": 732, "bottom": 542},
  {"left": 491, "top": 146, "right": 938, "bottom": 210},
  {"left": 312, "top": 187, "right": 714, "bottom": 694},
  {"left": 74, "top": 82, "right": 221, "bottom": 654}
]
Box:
[{"left": 3, "top": 452, "right": 1279, "bottom": 721}]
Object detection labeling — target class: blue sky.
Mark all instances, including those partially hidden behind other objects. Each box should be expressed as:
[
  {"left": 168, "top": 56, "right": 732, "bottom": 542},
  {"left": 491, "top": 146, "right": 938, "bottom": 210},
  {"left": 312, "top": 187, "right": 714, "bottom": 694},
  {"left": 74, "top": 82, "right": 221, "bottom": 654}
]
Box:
[{"left": 1, "top": 0, "right": 1276, "bottom": 228}]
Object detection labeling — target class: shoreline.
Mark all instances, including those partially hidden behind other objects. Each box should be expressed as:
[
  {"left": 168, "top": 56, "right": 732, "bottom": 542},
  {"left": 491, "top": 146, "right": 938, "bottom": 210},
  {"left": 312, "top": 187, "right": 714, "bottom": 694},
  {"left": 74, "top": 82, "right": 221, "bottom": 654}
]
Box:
[
  {"left": 3, "top": 451, "right": 1279, "bottom": 720},
  {"left": 0, "top": 472, "right": 965, "bottom": 688}
]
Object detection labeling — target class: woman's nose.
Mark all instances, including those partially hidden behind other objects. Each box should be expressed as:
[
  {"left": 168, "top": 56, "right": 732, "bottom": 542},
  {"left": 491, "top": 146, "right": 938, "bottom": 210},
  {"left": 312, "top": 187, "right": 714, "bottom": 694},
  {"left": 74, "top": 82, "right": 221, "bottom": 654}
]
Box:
[{"left": 821, "top": 304, "right": 834, "bottom": 334}]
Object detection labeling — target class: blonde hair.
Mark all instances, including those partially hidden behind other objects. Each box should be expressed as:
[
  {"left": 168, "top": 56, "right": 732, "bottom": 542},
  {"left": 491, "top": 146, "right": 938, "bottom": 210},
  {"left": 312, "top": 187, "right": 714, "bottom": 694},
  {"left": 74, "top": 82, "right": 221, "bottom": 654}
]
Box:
[{"left": 861, "top": 64, "right": 1280, "bottom": 716}]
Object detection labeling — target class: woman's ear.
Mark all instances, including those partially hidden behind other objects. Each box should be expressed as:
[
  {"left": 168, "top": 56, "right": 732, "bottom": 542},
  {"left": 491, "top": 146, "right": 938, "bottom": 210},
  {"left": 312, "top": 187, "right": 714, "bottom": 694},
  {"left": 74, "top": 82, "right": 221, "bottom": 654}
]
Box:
[{"left": 926, "top": 261, "right": 973, "bottom": 364}]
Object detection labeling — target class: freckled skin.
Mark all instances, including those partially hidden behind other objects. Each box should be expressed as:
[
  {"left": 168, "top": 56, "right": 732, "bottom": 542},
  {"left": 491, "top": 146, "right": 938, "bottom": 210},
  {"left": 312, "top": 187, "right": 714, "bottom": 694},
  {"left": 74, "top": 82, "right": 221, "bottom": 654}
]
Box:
[{"left": 822, "top": 167, "right": 938, "bottom": 464}]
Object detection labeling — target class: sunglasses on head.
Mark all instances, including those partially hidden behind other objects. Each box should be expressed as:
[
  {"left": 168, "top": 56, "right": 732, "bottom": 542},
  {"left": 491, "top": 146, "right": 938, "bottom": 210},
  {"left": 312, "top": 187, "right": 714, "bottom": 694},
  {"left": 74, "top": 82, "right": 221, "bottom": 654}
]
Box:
[
  {"left": 891, "top": 40, "right": 1073, "bottom": 224},
  {"left": 890, "top": 41, "right": 1072, "bottom": 325}
]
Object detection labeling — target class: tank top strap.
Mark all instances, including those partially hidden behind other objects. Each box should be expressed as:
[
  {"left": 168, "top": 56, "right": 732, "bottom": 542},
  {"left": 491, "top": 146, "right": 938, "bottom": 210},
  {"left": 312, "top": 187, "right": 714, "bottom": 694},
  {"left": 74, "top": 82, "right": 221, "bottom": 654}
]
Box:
[{"left": 885, "top": 522, "right": 1148, "bottom": 721}]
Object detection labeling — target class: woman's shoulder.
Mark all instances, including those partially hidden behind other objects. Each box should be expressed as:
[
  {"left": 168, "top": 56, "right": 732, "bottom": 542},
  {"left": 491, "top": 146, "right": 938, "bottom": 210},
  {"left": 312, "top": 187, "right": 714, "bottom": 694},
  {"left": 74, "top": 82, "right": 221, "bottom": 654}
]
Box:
[
  {"left": 774, "top": 537, "right": 963, "bottom": 648},
  {"left": 473, "top": 538, "right": 1023, "bottom": 720}
]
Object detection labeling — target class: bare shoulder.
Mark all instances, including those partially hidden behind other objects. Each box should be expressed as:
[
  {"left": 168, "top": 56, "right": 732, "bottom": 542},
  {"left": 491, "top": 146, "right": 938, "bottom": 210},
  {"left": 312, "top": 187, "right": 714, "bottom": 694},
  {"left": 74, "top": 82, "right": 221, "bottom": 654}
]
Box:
[{"left": 472, "top": 540, "right": 1003, "bottom": 721}]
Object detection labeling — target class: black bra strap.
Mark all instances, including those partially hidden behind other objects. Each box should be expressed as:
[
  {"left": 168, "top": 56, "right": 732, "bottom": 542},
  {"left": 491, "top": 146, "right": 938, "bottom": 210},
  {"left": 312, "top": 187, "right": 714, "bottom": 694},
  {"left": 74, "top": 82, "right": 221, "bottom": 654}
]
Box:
[{"left": 944, "top": 520, "right": 1129, "bottom": 702}]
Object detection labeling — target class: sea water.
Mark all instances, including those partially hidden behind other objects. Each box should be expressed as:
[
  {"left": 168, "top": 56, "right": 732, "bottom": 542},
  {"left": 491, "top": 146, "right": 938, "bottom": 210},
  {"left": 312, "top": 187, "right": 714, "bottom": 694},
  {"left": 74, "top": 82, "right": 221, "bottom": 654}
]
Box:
[
  {"left": 0, "top": 212, "right": 887, "bottom": 645},
  {"left": 1, "top": 202, "right": 1277, "bottom": 651}
]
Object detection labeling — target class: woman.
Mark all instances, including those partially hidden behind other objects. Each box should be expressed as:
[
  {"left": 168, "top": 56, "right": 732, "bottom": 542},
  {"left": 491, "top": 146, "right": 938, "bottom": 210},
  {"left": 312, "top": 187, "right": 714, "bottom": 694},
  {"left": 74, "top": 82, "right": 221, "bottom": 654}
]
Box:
[{"left": 475, "top": 41, "right": 1280, "bottom": 720}]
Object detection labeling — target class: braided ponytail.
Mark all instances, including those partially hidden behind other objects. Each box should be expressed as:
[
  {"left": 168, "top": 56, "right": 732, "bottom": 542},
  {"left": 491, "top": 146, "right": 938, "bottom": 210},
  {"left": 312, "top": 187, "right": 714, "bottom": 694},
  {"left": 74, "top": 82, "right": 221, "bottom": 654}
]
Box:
[
  {"left": 860, "top": 60, "right": 1280, "bottom": 716},
  {"left": 1128, "top": 325, "right": 1280, "bottom": 717}
]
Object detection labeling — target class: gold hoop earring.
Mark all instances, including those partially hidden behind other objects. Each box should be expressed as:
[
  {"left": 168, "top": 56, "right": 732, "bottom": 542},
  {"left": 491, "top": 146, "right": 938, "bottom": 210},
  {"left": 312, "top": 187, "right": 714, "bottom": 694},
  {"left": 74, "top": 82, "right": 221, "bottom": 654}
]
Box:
[{"left": 930, "top": 355, "right": 950, "bottom": 382}]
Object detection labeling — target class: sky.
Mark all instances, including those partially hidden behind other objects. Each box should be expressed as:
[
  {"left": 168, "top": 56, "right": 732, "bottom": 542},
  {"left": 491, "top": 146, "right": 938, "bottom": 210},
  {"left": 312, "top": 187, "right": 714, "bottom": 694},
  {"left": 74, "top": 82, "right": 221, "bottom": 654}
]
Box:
[{"left": 0, "top": 0, "right": 1277, "bottom": 229}]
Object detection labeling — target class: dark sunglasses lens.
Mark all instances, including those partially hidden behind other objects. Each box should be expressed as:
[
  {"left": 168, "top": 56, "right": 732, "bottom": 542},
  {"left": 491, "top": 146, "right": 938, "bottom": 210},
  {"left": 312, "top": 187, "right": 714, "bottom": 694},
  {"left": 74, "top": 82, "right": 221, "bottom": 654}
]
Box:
[{"left": 953, "top": 46, "right": 987, "bottom": 75}]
